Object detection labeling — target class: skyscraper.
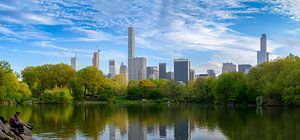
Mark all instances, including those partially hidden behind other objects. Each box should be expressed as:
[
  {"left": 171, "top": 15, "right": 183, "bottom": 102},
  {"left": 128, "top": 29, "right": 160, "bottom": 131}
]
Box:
[
  {"left": 238, "top": 64, "right": 252, "bottom": 74},
  {"left": 222, "top": 63, "right": 236, "bottom": 73},
  {"left": 189, "top": 69, "right": 195, "bottom": 81},
  {"left": 257, "top": 33, "right": 269, "bottom": 65},
  {"left": 166, "top": 71, "right": 174, "bottom": 80},
  {"left": 120, "top": 63, "right": 128, "bottom": 82},
  {"left": 128, "top": 27, "right": 135, "bottom": 81},
  {"left": 174, "top": 59, "right": 190, "bottom": 84},
  {"left": 159, "top": 63, "right": 167, "bottom": 79},
  {"left": 109, "top": 60, "right": 117, "bottom": 78},
  {"left": 147, "top": 66, "right": 159, "bottom": 79},
  {"left": 92, "top": 49, "right": 100, "bottom": 69},
  {"left": 207, "top": 69, "right": 216, "bottom": 77},
  {"left": 71, "top": 54, "right": 79, "bottom": 71},
  {"left": 132, "top": 57, "right": 147, "bottom": 80}
]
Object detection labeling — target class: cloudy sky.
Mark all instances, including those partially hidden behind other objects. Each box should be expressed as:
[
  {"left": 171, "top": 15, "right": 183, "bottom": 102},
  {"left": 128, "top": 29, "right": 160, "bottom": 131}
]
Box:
[{"left": 0, "top": 0, "right": 300, "bottom": 74}]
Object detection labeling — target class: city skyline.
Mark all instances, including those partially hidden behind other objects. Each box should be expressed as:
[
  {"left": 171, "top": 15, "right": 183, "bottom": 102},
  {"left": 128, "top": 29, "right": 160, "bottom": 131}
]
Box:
[{"left": 1, "top": 1, "right": 300, "bottom": 75}]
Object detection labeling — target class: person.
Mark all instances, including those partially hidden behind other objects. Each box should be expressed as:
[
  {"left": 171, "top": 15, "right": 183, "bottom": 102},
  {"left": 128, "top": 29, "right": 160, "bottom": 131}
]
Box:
[{"left": 9, "top": 112, "right": 24, "bottom": 134}]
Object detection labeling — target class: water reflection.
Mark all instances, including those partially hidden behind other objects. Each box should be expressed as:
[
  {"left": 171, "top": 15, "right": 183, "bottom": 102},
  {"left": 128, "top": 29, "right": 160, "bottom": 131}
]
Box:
[{"left": 0, "top": 104, "right": 298, "bottom": 140}]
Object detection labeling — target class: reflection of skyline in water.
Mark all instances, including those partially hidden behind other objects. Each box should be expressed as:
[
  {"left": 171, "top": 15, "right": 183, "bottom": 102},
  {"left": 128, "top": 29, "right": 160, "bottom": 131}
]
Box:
[{"left": 0, "top": 105, "right": 298, "bottom": 140}]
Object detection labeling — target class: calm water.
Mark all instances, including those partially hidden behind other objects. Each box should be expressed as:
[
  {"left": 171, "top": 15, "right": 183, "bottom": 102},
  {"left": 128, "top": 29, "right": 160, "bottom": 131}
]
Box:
[{"left": 0, "top": 104, "right": 299, "bottom": 140}]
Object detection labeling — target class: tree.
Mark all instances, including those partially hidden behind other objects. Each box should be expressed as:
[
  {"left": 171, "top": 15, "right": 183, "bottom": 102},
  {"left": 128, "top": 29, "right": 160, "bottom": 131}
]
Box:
[
  {"left": 214, "top": 72, "right": 248, "bottom": 104},
  {"left": 191, "top": 77, "right": 215, "bottom": 103},
  {"left": 138, "top": 80, "right": 156, "bottom": 99},
  {"left": 162, "top": 80, "right": 187, "bottom": 101},
  {"left": 75, "top": 66, "right": 108, "bottom": 100}
]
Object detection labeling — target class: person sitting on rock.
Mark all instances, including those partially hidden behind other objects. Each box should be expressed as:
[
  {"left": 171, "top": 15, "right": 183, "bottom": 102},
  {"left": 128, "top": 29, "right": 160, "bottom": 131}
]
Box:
[{"left": 9, "top": 112, "right": 24, "bottom": 134}]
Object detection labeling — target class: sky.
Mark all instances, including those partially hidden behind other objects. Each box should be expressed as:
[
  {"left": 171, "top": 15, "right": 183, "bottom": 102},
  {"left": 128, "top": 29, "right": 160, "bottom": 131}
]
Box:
[{"left": 0, "top": 0, "right": 300, "bottom": 75}]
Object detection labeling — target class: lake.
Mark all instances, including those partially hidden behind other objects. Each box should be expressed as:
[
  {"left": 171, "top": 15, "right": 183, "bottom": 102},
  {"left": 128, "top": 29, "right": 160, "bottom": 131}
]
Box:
[{"left": 0, "top": 104, "right": 298, "bottom": 140}]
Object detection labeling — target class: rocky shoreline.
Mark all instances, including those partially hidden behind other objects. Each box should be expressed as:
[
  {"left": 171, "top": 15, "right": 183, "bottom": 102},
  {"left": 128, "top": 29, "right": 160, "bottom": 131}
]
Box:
[{"left": 0, "top": 121, "right": 32, "bottom": 140}]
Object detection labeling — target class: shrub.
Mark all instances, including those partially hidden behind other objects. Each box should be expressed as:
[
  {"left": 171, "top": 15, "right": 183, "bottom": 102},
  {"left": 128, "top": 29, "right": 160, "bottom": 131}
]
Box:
[{"left": 41, "top": 87, "right": 72, "bottom": 103}]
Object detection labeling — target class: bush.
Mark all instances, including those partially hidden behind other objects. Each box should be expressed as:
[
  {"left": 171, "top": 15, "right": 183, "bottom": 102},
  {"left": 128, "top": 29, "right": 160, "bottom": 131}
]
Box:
[{"left": 41, "top": 88, "right": 72, "bottom": 103}]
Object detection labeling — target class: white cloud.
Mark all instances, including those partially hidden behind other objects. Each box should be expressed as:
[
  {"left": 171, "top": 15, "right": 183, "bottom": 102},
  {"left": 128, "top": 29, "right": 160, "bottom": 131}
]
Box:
[{"left": 266, "top": 0, "right": 300, "bottom": 21}]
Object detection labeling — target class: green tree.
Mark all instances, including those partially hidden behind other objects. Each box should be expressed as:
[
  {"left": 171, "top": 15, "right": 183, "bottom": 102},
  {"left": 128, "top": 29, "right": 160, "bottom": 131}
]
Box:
[
  {"left": 214, "top": 72, "right": 248, "bottom": 104},
  {"left": 191, "top": 77, "right": 215, "bottom": 103},
  {"left": 75, "top": 66, "right": 108, "bottom": 100}
]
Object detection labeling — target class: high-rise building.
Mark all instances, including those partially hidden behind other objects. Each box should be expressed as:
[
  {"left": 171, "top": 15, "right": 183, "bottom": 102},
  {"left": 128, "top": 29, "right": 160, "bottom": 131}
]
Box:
[
  {"left": 257, "top": 33, "right": 269, "bottom": 65},
  {"left": 128, "top": 27, "right": 135, "bottom": 81},
  {"left": 196, "top": 74, "right": 208, "bottom": 79},
  {"left": 71, "top": 54, "right": 79, "bottom": 71},
  {"left": 238, "top": 64, "right": 252, "bottom": 74},
  {"left": 159, "top": 63, "right": 167, "bottom": 79},
  {"left": 166, "top": 72, "right": 174, "bottom": 80},
  {"left": 174, "top": 59, "right": 190, "bottom": 84},
  {"left": 132, "top": 57, "right": 147, "bottom": 80},
  {"left": 207, "top": 69, "right": 216, "bottom": 77},
  {"left": 92, "top": 49, "right": 100, "bottom": 69},
  {"left": 120, "top": 63, "right": 128, "bottom": 82},
  {"left": 222, "top": 63, "right": 236, "bottom": 73},
  {"left": 109, "top": 60, "right": 117, "bottom": 78},
  {"left": 189, "top": 69, "right": 195, "bottom": 81},
  {"left": 147, "top": 66, "right": 159, "bottom": 79}
]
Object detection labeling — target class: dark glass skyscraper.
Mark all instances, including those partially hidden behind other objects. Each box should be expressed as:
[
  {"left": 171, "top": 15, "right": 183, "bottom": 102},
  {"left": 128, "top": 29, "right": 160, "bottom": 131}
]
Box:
[
  {"left": 174, "top": 59, "right": 190, "bottom": 84},
  {"left": 159, "top": 63, "right": 166, "bottom": 79}
]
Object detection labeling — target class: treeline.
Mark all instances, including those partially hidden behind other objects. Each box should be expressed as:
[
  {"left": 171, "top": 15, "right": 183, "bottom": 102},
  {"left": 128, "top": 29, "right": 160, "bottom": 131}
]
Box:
[{"left": 0, "top": 54, "right": 300, "bottom": 106}]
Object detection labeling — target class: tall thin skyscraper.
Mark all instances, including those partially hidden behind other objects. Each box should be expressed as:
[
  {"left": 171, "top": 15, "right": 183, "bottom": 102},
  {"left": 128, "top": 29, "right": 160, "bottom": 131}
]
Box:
[
  {"left": 159, "top": 63, "right": 167, "bottom": 79},
  {"left": 92, "top": 49, "right": 100, "bottom": 69},
  {"left": 257, "top": 33, "right": 269, "bottom": 65},
  {"left": 71, "top": 54, "right": 79, "bottom": 71},
  {"left": 174, "top": 59, "right": 190, "bottom": 84},
  {"left": 128, "top": 27, "right": 135, "bottom": 81}
]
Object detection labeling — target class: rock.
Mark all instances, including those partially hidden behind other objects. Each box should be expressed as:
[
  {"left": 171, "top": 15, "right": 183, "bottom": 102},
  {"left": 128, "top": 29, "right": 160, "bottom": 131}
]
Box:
[{"left": 0, "top": 120, "right": 33, "bottom": 140}]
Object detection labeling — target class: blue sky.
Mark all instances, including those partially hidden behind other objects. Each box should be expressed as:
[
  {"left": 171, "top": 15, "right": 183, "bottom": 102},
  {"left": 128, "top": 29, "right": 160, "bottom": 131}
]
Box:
[{"left": 0, "top": 0, "right": 300, "bottom": 75}]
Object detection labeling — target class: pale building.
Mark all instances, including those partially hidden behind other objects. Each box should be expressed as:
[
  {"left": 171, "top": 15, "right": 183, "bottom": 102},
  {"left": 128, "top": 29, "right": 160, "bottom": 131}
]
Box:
[
  {"left": 257, "top": 33, "right": 269, "bottom": 65},
  {"left": 147, "top": 66, "right": 159, "bottom": 79},
  {"left": 132, "top": 57, "right": 147, "bottom": 80},
  {"left": 238, "top": 64, "right": 252, "bottom": 74},
  {"left": 71, "top": 54, "right": 79, "bottom": 71},
  {"left": 222, "top": 63, "right": 236, "bottom": 73},
  {"left": 128, "top": 27, "right": 135, "bottom": 81},
  {"left": 109, "top": 60, "right": 117, "bottom": 78},
  {"left": 119, "top": 63, "right": 128, "bottom": 82}
]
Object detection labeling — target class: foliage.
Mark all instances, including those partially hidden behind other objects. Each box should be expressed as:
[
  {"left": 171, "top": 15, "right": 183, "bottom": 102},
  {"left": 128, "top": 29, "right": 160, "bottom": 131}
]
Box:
[
  {"left": 41, "top": 87, "right": 73, "bottom": 103},
  {"left": 189, "top": 77, "right": 215, "bottom": 103},
  {"left": 22, "top": 64, "right": 75, "bottom": 95},
  {"left": 0, "top": 60, "right": 31, "bottom": 103}
]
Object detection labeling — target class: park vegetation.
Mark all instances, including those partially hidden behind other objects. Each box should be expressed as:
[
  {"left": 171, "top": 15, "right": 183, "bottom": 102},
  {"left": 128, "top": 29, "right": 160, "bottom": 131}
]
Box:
[{"left": 0, "top": 54, "right": 300, "bottom": 106}]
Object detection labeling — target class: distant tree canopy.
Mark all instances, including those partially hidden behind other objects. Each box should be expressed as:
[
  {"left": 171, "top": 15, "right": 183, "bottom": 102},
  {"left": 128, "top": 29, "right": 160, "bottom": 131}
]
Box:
[{"left": 1, "top": 54, "right": 300, "bottom": 105}]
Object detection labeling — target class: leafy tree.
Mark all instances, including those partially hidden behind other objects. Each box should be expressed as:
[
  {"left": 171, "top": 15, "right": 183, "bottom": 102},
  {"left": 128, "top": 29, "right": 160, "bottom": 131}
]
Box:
[
  {"left": 191, "top": 77, "right": 215, "bottom": 103},
  {"left": 162, "top": 80, "right": 187, "bottom": 101},
  {"left": 75, "top": 66, "right": 108, "bottom": 99},
  {"left": 214, "top": 72, "right": 248, "bottom": 104}
]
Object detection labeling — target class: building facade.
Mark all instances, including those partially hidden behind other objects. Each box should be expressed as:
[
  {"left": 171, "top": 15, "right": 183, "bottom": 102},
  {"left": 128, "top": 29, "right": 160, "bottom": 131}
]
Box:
[
  {"left": 147, "top": 66, "right": 159, "bottom": 79},
  {"left": 71, "top": 55, "right": 79, "bottom": 71},
  {"left": 207, "top": 69, "right": 216, "bottom": 77},
  {"left": 166, "top": 72, "right": 174, "bottom": 80},
  {"left": 222, "top": 63, "right": 236, "bottom": 73},
  {"left": 119, "top": 63, "right": 128, "bottom": 82},
  {"left": 109, "top": 60, "right": 117, "bottom": 78},
  {"left": 92, "top": 49, "right": 100, "bottom": 69},
  {"left": 128, "top": 27, "right": 135, "bottom": 81},
  {"left": 174, "top": 59, "right": 190, "bottom": 83},
  {"left": 238, "top": 64, "right": 252, "bottom": 74},
  {"left": 189, "top": 69, "right": 195, "bottom": 81},
  {"left": 132, "top": 57, "right": 147, "bottom": 80},
  {"left": 159, "top": 63, "right": 167, "bottom": 79},
  {"left": 257, "top": 33, "right": 269, "bottom": 65}
]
